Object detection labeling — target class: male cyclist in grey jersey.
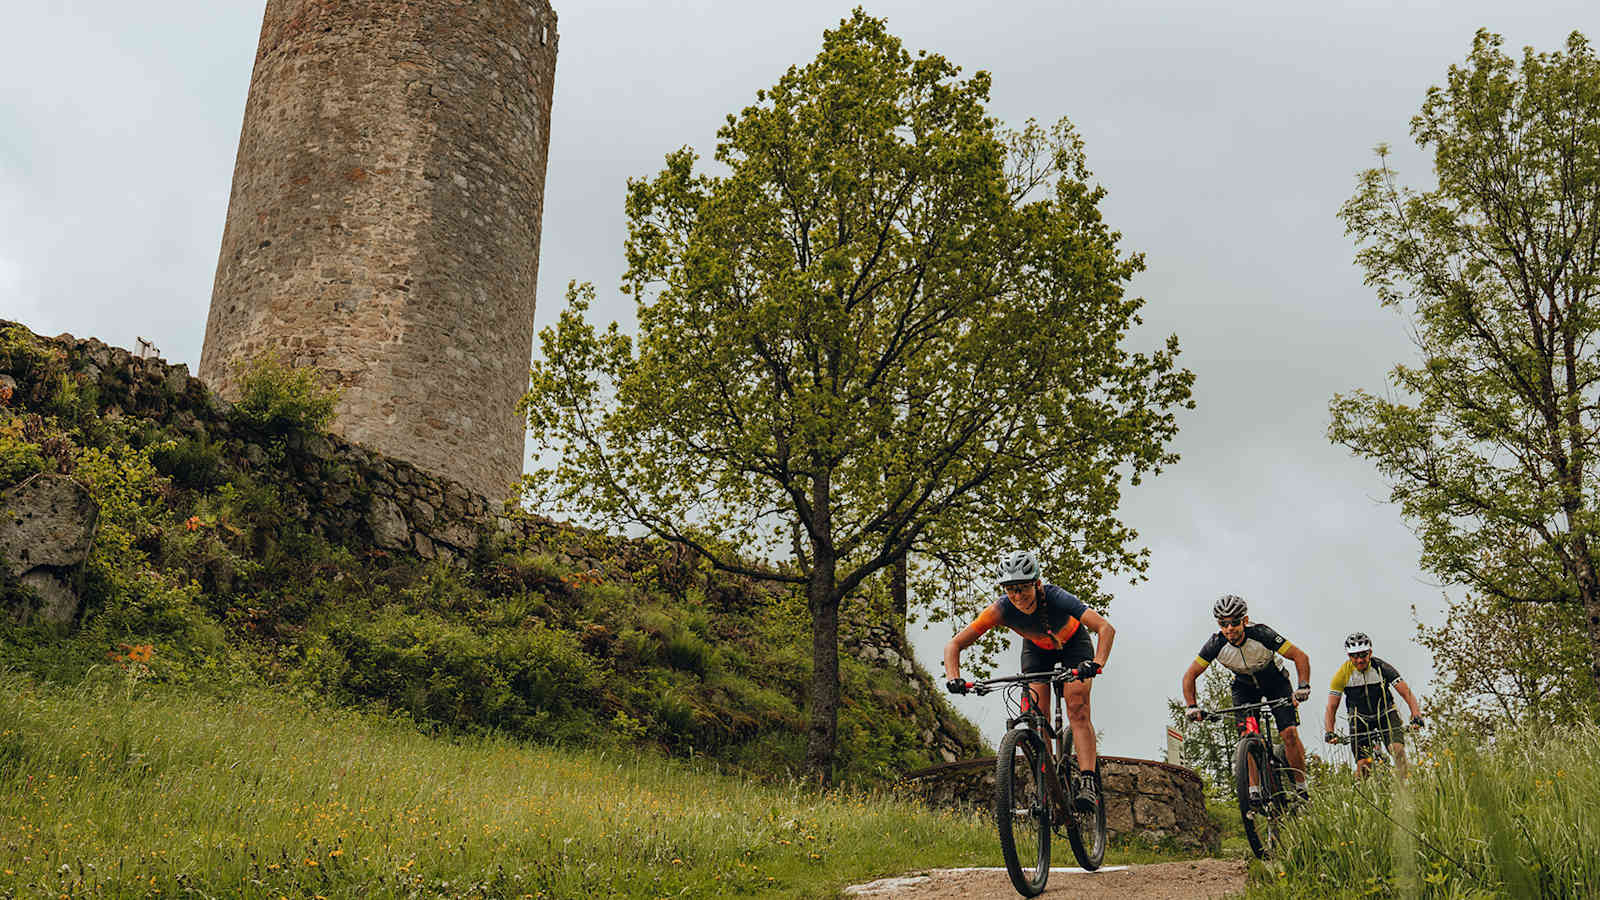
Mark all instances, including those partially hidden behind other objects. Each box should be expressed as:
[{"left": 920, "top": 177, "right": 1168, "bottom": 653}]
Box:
[{"left": 1180, "top": 594, "right": 1313, "bottom": 798}]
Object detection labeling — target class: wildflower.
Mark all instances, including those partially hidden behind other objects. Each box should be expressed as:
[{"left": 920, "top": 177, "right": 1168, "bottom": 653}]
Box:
[
  {"left": 185, "top": 516, "right": 201, "bottom": 532},
  {"left": 304, "top": 858, "right": 318, "bottom": 867}
]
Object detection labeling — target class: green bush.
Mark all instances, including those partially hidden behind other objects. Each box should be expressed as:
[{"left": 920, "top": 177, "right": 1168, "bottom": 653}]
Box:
[
  {"left": 149, "top": 435, "right": 228, "bottom": 489},
  {"left": 229, "top": 353, "right": 339, "bottom": 435},
  {"left": 312, "top": 607, "right": 603, "bottom": 741}
]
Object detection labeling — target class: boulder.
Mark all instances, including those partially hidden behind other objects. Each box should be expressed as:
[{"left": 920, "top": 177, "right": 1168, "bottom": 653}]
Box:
[{"left": 0, "top": 474, "right": 99, "bottom": 624}]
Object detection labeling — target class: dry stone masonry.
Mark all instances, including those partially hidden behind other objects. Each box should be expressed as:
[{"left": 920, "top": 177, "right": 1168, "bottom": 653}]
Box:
[
  {"left": 901, "top": 755, "right": 1219, "bottom": 851},
  {"left": 201, "top": 0, "right": 560, "bottom": 502}
]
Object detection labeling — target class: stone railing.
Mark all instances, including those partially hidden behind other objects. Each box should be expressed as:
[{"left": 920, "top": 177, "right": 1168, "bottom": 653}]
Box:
[{"left": 901, "top": 754, "right": 1219, "bottom": 851}]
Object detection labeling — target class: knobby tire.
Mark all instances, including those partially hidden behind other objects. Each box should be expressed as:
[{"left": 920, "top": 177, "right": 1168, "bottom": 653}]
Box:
[
  {"left": 1234, "top": 738, "right": 1279, "bottom": 859},
  {"left": 1063, "top": 756, "right": 1106, "bottom": 871},
  {"left": 995, "top": 727, "right": 1051, "bottom": 896}
]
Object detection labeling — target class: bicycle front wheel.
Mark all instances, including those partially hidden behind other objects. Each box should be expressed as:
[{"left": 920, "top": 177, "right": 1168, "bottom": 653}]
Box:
[
  {"left": 1234, "top": 738, "right": 1278, "bottom": 859},
  {"left": 995, "top": 727, "right": 1051, "bottom": 896},
  {"left": 1063, "top": 756, "right": 1106, "bottom": 871}
]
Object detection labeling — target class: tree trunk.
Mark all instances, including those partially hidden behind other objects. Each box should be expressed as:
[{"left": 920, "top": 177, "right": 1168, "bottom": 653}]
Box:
[
  {"left": 891, "top": 550, "right": 908, "bottom": 635},
  {"left": 804, "top": 466, "right": 840, "bottom": 784},
  {"left": 805, "top": 555, "right": 841, "bottom": 784}
]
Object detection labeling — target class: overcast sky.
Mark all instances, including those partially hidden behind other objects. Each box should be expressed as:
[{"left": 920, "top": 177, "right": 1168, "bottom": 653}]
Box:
[{"left": 4, "top": 1, "right": 1598, "bottom": 763}]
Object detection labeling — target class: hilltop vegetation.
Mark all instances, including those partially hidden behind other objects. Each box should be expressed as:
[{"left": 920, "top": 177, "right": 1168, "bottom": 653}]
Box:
[
  {"left": 0, "top": 672, "right": 997, "bottom": 898},
  {"left": 0, "top": 321, "right": 983, "bottom": 784}
]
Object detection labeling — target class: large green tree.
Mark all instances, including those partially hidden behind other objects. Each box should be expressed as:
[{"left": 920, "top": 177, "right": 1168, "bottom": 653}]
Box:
[
  {"left": 522, "top": 11, "right": 1192, "bottom": 779},
  {"left": 1332, "top": 29, "right": 1600, "bottom": 707}
]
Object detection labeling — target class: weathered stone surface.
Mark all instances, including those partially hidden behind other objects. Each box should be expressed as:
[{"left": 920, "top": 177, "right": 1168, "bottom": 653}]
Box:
[
  {"left": 902, "top": 755, "right": 1218, "bottom": 851},
  {"left": 199, "top": 0, "right": 560, "bottom": 504},
  {"left": 369, "top": 496, "right": 411, "bottom": 550},
  {"left": 0, "top": 475, "right": 99, "bottom": 571},
  {"left": 21, "top": 570, "right": 80, "bottom": 625}
]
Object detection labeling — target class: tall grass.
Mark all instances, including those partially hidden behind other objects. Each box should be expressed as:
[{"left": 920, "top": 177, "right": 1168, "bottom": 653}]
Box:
[
  {"left": 1245, "top": 727, "right": 1600, "bottom": 898},
  {"left": 0, "top": 671, "right": 997, "bottom": 898}
]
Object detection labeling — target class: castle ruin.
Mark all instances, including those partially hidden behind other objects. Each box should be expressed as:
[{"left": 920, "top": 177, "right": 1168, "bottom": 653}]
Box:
[{"left": 200, "top": 0, "right": 559, "bottom": 502}]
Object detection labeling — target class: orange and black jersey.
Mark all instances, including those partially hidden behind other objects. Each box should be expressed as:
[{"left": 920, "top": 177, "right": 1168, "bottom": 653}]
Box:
[{"left": 967, "top": 584, "right": 1089, "bottom": 650}]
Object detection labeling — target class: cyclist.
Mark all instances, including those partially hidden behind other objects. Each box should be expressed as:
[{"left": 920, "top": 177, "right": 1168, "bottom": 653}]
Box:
[
  {"left": 1181, "top": 594, "right": 1313, "bottom": 799},
  {"left": 943, "top": 549, "right": 1116, "bottom": 812},
  {"left": 1323, "top": 632, "right": 1424, "bottom": 777}
]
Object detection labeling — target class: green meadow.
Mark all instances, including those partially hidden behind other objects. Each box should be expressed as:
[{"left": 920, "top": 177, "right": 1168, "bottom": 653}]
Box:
[{"left": 1244, "top": 728, "right": 1600, "bottom": 898}]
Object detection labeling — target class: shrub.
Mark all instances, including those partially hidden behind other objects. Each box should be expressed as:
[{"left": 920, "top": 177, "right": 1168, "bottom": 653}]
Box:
[
  {"left": 229, "top": 353, "right": 339, "bottom": 435},
  {"left": 149, "top": 436, "right": 228, "bottom": 489},
  {"left": 313, "top": 607, "right": 603, "bottom": 741}
]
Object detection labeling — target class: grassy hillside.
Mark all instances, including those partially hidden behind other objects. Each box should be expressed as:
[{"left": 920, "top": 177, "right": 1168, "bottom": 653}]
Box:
[
  {"left": 1244, "top": 728, "right": 1600, "bottom": 898},
  {"left": 0, "top": 672, "right": 1000, "bottom": 898},
  {"left": 0, "top": 321, "right": 983, "bottom": 783}
]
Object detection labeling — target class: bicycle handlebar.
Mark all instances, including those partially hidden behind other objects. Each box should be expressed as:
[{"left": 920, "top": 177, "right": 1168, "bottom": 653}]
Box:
[
  {"left": 1195, "top": 696, "right": 1295, "bottom": 720},
  {"left": 967, "top": 668, "right": 1084, "bottom": 696}
]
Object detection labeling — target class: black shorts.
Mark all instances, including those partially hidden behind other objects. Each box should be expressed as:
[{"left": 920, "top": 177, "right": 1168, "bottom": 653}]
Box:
[
  {"left": 1350, "top": 711, "right": 1403, "bottom": 760},
  {"left": 1019, "top": 628, "right": 1095, "bottom": 687},
  {"left": 1229, "top": 665, "right": 1300, "bottom": 732}
]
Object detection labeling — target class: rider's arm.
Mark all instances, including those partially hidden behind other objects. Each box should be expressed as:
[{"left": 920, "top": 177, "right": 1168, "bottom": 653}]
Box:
[
  {"left": 1080, "top": 608, "right": 1114, "bottom": 667},
  {"left": 1180, "top": 658, "right": 1207, "bottom": 707},
  {"left": 943, "top": 618, "right": 992, "bottom": 680},
  {"left": 1284, "top": 644, "right": 1311, "bottom": 690},
  {"left": 1323, "top": 691, "right": 1341, "bottom": 733},
  {"left": 1394, "top": 680, "right": 1423, "bottom": 719}
]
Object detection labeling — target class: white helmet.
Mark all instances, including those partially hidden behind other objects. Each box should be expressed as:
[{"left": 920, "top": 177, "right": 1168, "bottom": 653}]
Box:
[
  {"left": 1344, "top": 632, "right": 1373, "bottom": 654},
  {"left": 995, "top": 550, "right": 1042, "bottom": 586}
]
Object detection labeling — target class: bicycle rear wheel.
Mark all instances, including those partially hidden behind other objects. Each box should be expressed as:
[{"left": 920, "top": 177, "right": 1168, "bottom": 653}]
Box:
[
  {"left": 1063, "top": 757, "right": 1106, "bottom": 871},
  {"left": 1234, "top": 738, "right": 1279, "bottom": 859},
  {"left": 995, "top": 727, "right": 1051, "bottom": 896}
]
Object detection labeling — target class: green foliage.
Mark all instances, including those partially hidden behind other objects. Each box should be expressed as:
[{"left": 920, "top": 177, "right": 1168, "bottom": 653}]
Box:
[
  {"left": 1169, "top": 665, "right": 1239, "bottom": 800},
  {"left": 149, "top": 434, "right": 228, "bottom": 489},
  {"left": 0, "top": 673, "right": 1016, "bottom": 899},
  {"left": 229, "top": 352, "right": 340, "bottom": 435},
  {"left": 1414, "top": 593, "right": 1600, "bottom": 733},
  {"left": 523, "top": 9, "right": 1192, "bottom": 776},
  {"left": 308, "top": 606, "right": 602, "bottom": 741},
  {"left": 0, "top": 415, "right": 48, "bottom": 486},
  {"left": 1245, "top": 727, "right": 1600, "bottom": 898},
  {"left": 1332, "top": 29, "right": 1600, "bottom": 703}
]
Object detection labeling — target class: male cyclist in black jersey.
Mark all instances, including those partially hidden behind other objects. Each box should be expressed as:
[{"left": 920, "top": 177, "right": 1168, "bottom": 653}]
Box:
[
  {"left": 943, "top": 549, "right": 1116, "bottom": 812},
  {"left": 1323, "top": 632, "right": 1424, "bottom": 777},
  {"left": 1181, "top": 594, "right": 1313, "bottom": 798}
]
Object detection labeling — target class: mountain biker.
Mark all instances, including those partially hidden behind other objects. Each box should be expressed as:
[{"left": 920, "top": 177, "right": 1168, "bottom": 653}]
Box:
[
  {"left": 1181, "top": 594, "right": 1313, "bottom": 799},
  {"left": 943, "top": 549, "right": 1116, "bottom": 813},
  {"left": 1323, "top": 632, "right": 1424, "bottom": 777}
]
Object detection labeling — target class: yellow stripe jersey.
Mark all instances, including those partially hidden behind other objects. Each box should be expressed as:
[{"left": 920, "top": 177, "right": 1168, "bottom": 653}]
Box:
[{"left": 1328, "top": 656, "right": 1404, "bottom": 719}]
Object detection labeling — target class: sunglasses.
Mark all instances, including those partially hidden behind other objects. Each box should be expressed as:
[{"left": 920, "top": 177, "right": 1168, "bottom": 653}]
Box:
[
  {"left": 1216, "top": 617, "right": 1244, "bottom": 627},
  {"left": 1349, "top": 651, "right": 1372, "bottom": 660}
]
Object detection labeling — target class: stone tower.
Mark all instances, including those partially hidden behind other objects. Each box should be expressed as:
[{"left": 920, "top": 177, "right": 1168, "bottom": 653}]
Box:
[{"left": 201, "top": 0, "right": 559, "bottom": 502}]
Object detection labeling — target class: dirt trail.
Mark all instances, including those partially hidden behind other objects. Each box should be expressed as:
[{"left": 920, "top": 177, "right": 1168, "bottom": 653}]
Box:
[{"left": 841, "top": 859, "right": 1247, "bottom": 899}]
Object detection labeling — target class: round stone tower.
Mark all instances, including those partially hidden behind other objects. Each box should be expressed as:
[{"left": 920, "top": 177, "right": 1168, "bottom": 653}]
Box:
[{"left": 201, "top": 0, "right": 558, "bottom": 502}]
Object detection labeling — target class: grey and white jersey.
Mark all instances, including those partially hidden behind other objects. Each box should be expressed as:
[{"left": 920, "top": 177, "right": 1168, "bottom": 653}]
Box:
[{"left": 1195, "top": 623, "right": 1297, "bottom": 678}]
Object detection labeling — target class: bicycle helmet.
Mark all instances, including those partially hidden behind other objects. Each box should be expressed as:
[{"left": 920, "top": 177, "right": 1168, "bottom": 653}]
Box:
[
  {"left": 1212, "top": 594, "right": 1247, "bottom": 619},
  {"left": 1344, "top": 632, "right": 1373, "bottom": 654},
  {"left": 994, "top": 550, "right": 1042, "bottom": 586}
]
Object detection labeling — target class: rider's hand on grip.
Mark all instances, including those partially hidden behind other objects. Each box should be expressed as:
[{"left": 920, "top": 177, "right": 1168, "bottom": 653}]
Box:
[
  {"left": 945, "top": 678, "right": 970, "bottom": 695},
  {"left": 1324, "top": 730, "right": 1340, "bottom": 744},
  {"left": 1293, "top": 684, "right": 1311, "bottom": 702},
  {"left": 1410, "top": 715, "right": 1425, "bottom": 729},
  {"left": 1075, "top": 660, "right": 1103, "bottom": 680},
  {"left": 1185, "top": 705, "right": 1204, "bottom": 722}
]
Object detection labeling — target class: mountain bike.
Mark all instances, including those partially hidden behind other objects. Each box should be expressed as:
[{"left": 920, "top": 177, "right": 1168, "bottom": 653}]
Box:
[
  {"left": 1329, "top": 709, "right": 1423, "bottom": 777},
  {"left": 1198, "top": 697, "right": 1296, "bottom": 859},
  {"left": 964, "top": 667, "right": 1105, "bottom": 896}
]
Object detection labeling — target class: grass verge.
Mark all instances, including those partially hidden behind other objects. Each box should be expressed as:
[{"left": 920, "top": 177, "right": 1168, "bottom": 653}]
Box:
[
  {"left": 1242, "top": 727, "right": 1600, "bottom": 898},
  {"left": 0, "top": 672, "right": 1193, "bottom": 899}
]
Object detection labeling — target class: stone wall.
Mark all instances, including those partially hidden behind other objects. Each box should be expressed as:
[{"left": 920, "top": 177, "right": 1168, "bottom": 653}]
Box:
[
  {"left": 201, "top": 0, "right": 560, "bottom": 503},
  {"left": 901, "top": 755, "right": 1219, "bottom": 851}
]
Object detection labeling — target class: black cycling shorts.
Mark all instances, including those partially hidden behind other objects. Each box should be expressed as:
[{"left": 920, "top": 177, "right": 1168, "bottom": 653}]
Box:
[
  {"left": 1229, "top": 665, "right": 1301, "bottom": 732},
  {"left": 1019, "top": 627, "right": 1095, "bottom": 689},
  {"left": 1350, "top": 710, "right": 1402, "bottom": 761}
]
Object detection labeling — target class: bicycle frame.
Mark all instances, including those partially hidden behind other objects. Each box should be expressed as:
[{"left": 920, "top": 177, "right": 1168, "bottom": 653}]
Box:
[{"left": 973, "top": 668, "right": 1083, "bottom": 822}]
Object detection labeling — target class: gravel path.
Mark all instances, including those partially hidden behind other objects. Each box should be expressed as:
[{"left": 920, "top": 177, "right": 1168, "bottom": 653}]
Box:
[{"left": 841, "top": 858, "right": 1248, "bottom": 899}]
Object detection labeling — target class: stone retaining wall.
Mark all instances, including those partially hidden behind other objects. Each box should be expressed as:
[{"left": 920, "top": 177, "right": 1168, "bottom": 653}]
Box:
[{"left": 902, "top": 755, "right": 1219, "bottom": 851}]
